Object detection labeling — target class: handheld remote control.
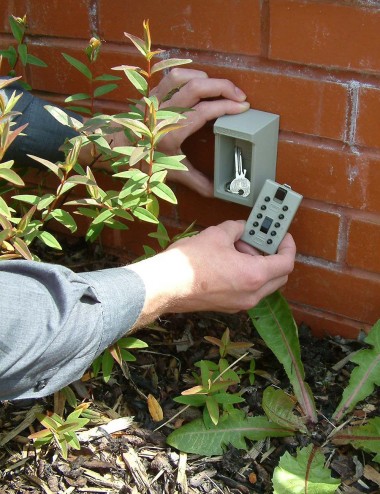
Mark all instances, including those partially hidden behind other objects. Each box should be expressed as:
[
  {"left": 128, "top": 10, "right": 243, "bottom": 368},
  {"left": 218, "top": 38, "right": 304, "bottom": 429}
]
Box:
[{"left": 241, "top": 179, "right": 302, "bottom": 254}]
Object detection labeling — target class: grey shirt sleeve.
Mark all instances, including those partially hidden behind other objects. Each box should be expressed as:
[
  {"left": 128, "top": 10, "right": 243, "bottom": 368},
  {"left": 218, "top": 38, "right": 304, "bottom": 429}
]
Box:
[
  {"left": 1, "top": 78, "right": 82, "bottom": 167},
  {"left": 0, "top": 260, "right": 145, "bottom": 401}
]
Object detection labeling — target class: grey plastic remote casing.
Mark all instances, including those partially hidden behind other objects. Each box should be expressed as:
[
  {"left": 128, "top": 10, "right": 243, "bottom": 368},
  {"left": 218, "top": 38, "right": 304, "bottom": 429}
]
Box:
[{"left": 241, "top": 179, "right": 302, "bottom": 254}]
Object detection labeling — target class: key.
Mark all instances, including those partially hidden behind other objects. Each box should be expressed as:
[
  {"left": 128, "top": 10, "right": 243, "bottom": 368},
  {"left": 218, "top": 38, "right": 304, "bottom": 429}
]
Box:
[{"left": 228, "top": 147, "right": 251, "bottom": 197}]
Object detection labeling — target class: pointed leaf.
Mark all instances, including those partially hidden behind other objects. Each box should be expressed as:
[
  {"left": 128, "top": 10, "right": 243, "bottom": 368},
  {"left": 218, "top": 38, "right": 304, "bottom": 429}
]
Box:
[
  {"left": 26, "top": 53, "right": 48, "bottom": 67},
  {"left": 94, "top": 83, "right": 118, "bottom": 98},
  {"left": 262, "top": 387, "right": 308, "bottom": 433},
  {"left": 150, "top": 181, "right": 177, "bottom": 204},
  {"left": 48, "top": 209, "right": 77, "bottom": 233},
  {"left": 0, "top": 168, "right": 24, "bottom": 186},
  {"left": 333, "top": 320, "right": 380, "bottom": 422},
  {"left": 151, "top": 58, "right": 192, "bottom": 75},
  {"left": 38, "top": 231, "right": 62, "bottom": 250},
  {"left": 44, "top": 105, "right": 82, "bottom": 129},
  {"left": 167, "top": 413, "right": 293, "bottom": 456},
  {"left": 12, "top": 237, "right": 33, "bottom": 260},
  {"left": 65, "top": 92, "right": 91, "bottom": 102},
  {"left": 133, "top": 207, "right": 158, "bottom": 224},
  {"left": 248, "top": 291, "right": 317, "bottom": 423},
  {"left": 332, "top": 416, "right": 380, "bottom": 463},
  {"left": 273, "top": 445, "right": 340, "bottom": 494},
  {"left": 123, "top": 68, "right": 148, "bottom": 95},
  {"left": 62, "top": 53, "right": 92, "bottom": 80}
]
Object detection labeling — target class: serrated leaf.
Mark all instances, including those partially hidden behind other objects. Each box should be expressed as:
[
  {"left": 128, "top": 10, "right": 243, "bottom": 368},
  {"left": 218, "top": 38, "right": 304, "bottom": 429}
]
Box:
[
  {"left": 273, "top": 445, "right": 340, "bottom": 494},
  {"left": 248, "top": 291, "right": 317, "bottom": 424},
  {"left": 62, "top": 53, "right": 92, "bottom": 80},
  {"left": 167, "top": 413, "right": 293, "bottom": 456},
  {"left": 262, "top": 387, "right": 308, "bottom": 433},
  {"left": 332, "top": 416, "right": 380, "bottom": 462},
  {"left": 333, "top": 319, "right": 380, "bottom": 422},
  {"left": 151, "top": 58, "right": 192, "bottom": 75}
]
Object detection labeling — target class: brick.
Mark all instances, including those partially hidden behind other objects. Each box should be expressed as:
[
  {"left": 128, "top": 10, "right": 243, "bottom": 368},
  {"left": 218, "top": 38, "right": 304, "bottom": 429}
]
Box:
[
  {"left": 284, "top": 261, "right": 380, "bottom": 325},
  {"left": 291, "top": 305, "right": 369, "bottom": 340},
  {"left": 98, "top": 0, "right": 261, "bottom": 56},
  {"left": 277, "top": 139, "right": 368, "bottom": 209},
  {"left": 290, "top": 204, "right": 341, "bottom": 262},
  {"left": 366, "top": 155, "right": 380, "bottom": 214},
  {"left": 197, "top": 64, "right": 348, "bottom": 141},
  {"left": 25, "top": 0, "right": 92, "bottom": 39},
  {"left": 0, "top": 1, "right": 27, "bottom": 33},
  {"left": 355, "top": 86, "right": 380, "bottom": 149},
  {"left": 346, "top": 216, "right": 380, "bottom": 274},
  {"left": 270, "top": 1, "right": 380, "bottom": 74},
  {"left": 28, "top": 43, "right": 142, "bottom": 103}
]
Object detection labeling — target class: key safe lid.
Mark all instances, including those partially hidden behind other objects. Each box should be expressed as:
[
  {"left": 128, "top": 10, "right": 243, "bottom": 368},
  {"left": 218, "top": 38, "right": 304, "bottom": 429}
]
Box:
[{"left": 213, "top": 109, "right": 280, "bottom": 207}]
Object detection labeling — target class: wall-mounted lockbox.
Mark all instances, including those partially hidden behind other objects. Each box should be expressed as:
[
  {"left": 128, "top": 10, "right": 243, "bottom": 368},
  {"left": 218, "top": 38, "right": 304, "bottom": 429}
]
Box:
[{"left": 213, "top": 109, "right": 280, "bottom": 207}]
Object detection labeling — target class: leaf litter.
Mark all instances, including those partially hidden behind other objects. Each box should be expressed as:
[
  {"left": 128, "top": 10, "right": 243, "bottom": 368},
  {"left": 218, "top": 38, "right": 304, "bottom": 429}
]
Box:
[{"left": 0, "top": 241, "right": 379, "bottom": 493}]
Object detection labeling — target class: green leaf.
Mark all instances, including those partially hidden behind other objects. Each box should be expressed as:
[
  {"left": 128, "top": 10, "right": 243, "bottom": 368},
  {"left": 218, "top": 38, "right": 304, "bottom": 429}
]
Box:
[
  {"left": 167, "top": 413, "right": 294, "bottom": 456},
  {"left": 38, "top": 231, "right": 62, "bottom": 250},
  {"left": 152, "top": 153, "right": 187, "bottom": 171},
  {"left": 94, "top": 83, "right": 118, "bottom": 98},
  {"left": 27, "top": 155, "right": 63, "bottom": 178},
  {"left": 248, "top": 291, "right": 317, "bottom": 424},
  {"left": 273, "top": 445, "right": 340, "bottom": 494},
  {"left": 332, "top": 416, "right": 380, "bottom": 463},
  {"left": 333, "top": 319, "right": 380, "bottom": 422},
  {"left": 94, "top": 74, "right": 121, "bottom": 81},
  {"left": 102, "top": 350, "right": 114, "bottom": 383},
  {"left": 151, "top": 58, "right": 192, "bottom": 75},
  {"left": 65, "top": 92, "right": 91, "bottom": 103},
  {"left": 92, "top": 209, "right": 114, "bottom": 225},
  {"left": 9, "top": 16, "right": 24, "bottom": 43},
  {"left": 123, "top": 32, "right": 147, "bottom": 57},
  {"left": 150, "top": 182, "right": 177, "bottom": 204},
  {"left": 206, "top": 396, "right": 220, "bottom": 425},
  {"left": 117, "top": 337, "right": 148, "bottom": 349},
  {"left": 0, "top": 168, "right": 25, "bottom": 186},
  {"left": 62, "top": 53, "right": 92, "bottom": 80},
  {"left": 26, "top": 53, "right": 48, "bottom": 67},
  {"left": 17, "top": 43, "right": 27, "bottom": 66},
  {"left": 48, "top": 209, "right": 77, "bottom": 233},
  {"left": 262, "top": 387, "right": 308, "bottom": 433},
  {"left": 44, "top": 105, "right": 82, "bottom": 129},
  {"left": 0, "top": 196, "right": 11, "bottom": 217},
  {"left": 13, "top": 237, "right": 33, "bottom": 260},
  {"left": 123, "top": 68, "right": 148, "bottom": 95},
  {"left": 0, "top": 46, "right": 17, "bottom": 67},
  {"left": 173, "top": 395, "right": 208, "bottom": 407},
  {"left": 133, "top": 207, "right": 158, "bottom": 224}
]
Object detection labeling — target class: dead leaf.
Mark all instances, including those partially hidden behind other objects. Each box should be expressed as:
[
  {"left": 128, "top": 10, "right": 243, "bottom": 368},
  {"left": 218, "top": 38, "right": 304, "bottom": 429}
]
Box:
[{"left": 147, "top": 394, "right": 163, "bottom": 422}]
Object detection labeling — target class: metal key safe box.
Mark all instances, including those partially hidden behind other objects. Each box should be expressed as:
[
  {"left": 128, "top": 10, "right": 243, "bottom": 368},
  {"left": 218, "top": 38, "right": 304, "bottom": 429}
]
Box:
[{"left": 213, "top": 109, "right": 280, "bottom": 207}]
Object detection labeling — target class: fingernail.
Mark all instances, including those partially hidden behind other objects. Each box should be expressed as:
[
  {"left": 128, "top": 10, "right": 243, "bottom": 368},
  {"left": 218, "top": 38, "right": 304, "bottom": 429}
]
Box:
[
  {"left": 238, "top": 101, "right": 250, "bottom": 111},
  {"left": 235, "top": 87, "right": 247, "bottom": 100}
]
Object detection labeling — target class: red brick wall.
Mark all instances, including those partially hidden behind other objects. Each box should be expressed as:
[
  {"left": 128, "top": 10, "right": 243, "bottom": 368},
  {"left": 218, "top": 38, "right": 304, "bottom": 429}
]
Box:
[{"left": 1, "top": 0, "right": 379, "bottom": 338}]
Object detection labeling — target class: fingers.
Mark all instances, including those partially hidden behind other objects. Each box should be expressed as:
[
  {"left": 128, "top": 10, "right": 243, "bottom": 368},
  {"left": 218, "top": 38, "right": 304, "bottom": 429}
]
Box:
[
  {"left": 164, "top": 76, "right": 248, "bottom": 109},
  {"left": 151, "top": 68, "right": 209, "bottom": 102},
  {"left": 166, "top": 156, "right": 214, "bottom": 197}
]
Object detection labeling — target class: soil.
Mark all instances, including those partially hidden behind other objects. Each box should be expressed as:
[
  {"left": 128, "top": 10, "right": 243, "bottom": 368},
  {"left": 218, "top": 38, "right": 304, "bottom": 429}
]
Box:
[{"left": 0, "top": 240, "right": 379, "bottom": 494}]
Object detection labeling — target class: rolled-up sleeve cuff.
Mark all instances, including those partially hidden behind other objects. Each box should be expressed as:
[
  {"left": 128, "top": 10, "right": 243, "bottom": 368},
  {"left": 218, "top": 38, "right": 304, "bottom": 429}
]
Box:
[{"left": 80, "top": 267, "right": 146, "bottom": 352}]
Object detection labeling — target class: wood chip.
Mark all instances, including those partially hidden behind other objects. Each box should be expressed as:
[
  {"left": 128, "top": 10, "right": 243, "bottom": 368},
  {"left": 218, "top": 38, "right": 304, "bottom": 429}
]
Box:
[
  {"left": 0, "top": 404, "right": 44, "bottom": 446},
  {"left": 123, "top": 446, "right": 154, "bottom": 494},
  {"left": 176, "top": 452, "right": 188, "bottom": 494},
  {"left": 363, "top": 464, "right": 380, "bottom": 486}
]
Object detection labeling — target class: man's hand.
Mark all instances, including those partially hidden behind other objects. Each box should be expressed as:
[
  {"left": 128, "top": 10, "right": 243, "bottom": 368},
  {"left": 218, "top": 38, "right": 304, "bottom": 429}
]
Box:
[
  {"left": 153, "top": 68, "right": 250, "bottom": 196},
  {"left": 127, "top": 221, "right": 296, "bottom": 328}
]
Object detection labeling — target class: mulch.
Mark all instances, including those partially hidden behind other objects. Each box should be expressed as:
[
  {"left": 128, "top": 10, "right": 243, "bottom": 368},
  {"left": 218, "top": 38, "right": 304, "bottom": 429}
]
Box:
[{"left": 0, "top": 240, "right": 379, "bottom": 493}]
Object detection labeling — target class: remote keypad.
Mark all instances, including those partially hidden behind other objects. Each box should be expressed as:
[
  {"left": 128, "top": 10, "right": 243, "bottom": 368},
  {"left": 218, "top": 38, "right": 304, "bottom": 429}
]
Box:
[{"left": 241, "top": 179, "right": 302, "bottom": 254}]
